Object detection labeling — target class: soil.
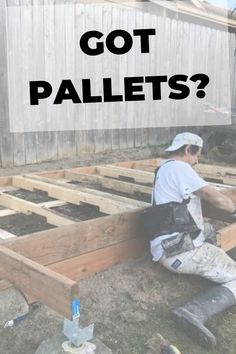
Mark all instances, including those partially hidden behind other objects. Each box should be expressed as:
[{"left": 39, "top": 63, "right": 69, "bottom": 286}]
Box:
[{"left": 0, "top": 146, "right": 236, "bottom": 354}]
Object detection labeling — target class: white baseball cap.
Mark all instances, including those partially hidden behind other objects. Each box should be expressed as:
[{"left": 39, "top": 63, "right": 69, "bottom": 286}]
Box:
[{"left": 165, "top": 132, "right": 203, "bottom": 152}]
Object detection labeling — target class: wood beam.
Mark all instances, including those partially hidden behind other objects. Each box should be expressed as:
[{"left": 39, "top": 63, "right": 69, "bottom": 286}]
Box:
[
  {"left": 50, "top": 237, "right": 147, "bottom": 281},
  {"left": 219, "top": 224, "right": 236, "bottom": 252},
  {"left": 97, "top": 165, "right": 153, "bottom": 184},
  {"left": 0, "top": 237, "right": 147, "bottom": 301},
  {"left": 115, "top": 160, "right": 236, "bottom": 192},
  {"left": 0, "top": 200, "right": 67, "bottom": 219},
  {"left": 1, "top": 210, "right": 143, "bottom": 265},
  {"left": 115, "top": 159, "right": 236, "bottom": 180},
  {"left": 0, "top": 244, "right": 79, "bottom": 319},
  {"left": 0, "top": 228, "right": 16, "bottom": 239},
  {"left": 0, "top": 209, "right": 18, "bottom": 217},
  {"left": 24, "top": 174, "right": 149, "bottom": 208},
  {"left": 0, "top": 192, "right": 74, "bottom": 226},
  {"left": 64, "top": 171, "right": 151, "bottom": 196},
  {"left": 12, "top": 175, "right": 145, "bottom": 213},
  {"left": 202, "top": 202, "right": 236, "bottom": 222},
  {"left": 33, "top": 170, "right": 65, "bottom": 179}
]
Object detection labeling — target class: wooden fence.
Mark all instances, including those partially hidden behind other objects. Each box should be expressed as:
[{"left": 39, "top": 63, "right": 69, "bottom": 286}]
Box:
[{"left": 0, "top": 0, "right": 235, "bottom": 167}]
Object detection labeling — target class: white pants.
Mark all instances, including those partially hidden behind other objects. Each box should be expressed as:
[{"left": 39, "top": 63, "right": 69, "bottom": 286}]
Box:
[{"left": 160, "top": 242, "right": 236, "bottom": 298}]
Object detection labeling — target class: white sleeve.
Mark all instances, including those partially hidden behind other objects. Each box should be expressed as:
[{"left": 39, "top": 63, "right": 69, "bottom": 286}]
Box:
[{"left": 175, "top": 163, "right": 208, "bottom": 199}]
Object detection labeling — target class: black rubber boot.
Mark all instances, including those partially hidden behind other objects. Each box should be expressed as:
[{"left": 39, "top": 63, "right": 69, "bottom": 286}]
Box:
[{"left": 172, "top": 285, "right": 235, "bottom": 349}]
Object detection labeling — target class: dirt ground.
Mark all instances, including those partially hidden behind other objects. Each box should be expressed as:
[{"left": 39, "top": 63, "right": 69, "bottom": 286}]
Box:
[{"left": 1, "top": 147, "right": 236, "bottom": 354}]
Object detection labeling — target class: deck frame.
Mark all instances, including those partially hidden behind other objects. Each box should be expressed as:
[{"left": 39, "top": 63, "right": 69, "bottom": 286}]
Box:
[{"left": 0, "top": 158, "right": 236, "bottom": 319}]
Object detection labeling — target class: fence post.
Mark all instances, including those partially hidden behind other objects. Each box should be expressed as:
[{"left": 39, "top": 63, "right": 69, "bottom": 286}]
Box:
[{"left": 0, "top": 1, "right": 14, "bottom": 167}]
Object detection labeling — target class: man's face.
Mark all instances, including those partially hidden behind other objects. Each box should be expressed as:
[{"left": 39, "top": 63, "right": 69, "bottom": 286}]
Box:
[{"left": 186, "top": 146, "right": 201, "bottom": 167}]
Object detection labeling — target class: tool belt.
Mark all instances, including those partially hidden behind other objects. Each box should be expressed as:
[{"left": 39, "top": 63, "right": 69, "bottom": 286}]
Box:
[
  {"left": 142, "top": 199, "right": 200, "bottom": 241},
  {"left": 161, "top": 232, "right": 195, "bottom": 258}
]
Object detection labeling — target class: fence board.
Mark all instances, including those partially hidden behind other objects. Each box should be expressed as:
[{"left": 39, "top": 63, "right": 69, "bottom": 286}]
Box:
[{"left": 1, "top": 2, "right": 235, "bottom": 166}]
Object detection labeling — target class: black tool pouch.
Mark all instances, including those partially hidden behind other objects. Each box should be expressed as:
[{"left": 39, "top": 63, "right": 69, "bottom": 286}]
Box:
[
  {"left": 142, "top": 200, "right": 200, "bottom": 240},
  {"left": 142, "top": 162, "right": 200, "bottom": 240},
  {"left": 161, "top": 232, "right": 195, "bottom": 258}
]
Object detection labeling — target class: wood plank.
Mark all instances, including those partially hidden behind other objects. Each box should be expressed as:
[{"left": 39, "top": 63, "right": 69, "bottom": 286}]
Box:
[
  {"left": 65, "top": 171, "right": 151, "bottom": 195},
  {"left": 0, "top": 244, "right": 79, "bottom": 319},
  {"left": 0, "top": 209, "right": 18, "bottom": 217},
  {"left": 0, "top": 192, "right": 74, "bottom": 226},
  {"left": 26, "top": 174, "right": 149, "bottom": 208},
  {"left": 123, "top": 162, "right": 155, "bottom": 172},
  {"left": 97, "top": 166, "right": 153, "bottom": 184},
  {"left": 115, "top": 159, "right": 236, "bottom": 188},
  {"left": 50, "top": 237, "right": 147, "bottom": 281},
  {"left": 24, "top": 133, "right": 37, "bottom": 165},
  {"left": 0, "top": 1, "right": 14, "bottom": 168},
  {"left": 12, "top": 175, "right": 144, "bottom": 213},
  {"left": 38, "top": 200, "right": 67, "bottom": 208},
  {"left": 114, "top": 159, "right": 158, "bottom": 169},
  {"left": 219, "top": 224, "right": 236, "bottom": 252},
  {"left": 0, "top": 279, "right": 11, "bottom": 292},
  {"left": 1, "top": 209, "right": 143, "bottom": 265},
  {"left": 200, "top": 174, "right": 236, "bottom": 187},
  {"left": 116, "top": 159, "right": 236, "bottom": 175},
  {"left": 13, "top": 133, "right": 26, "bottom": 166},
  {"left": 0, "top": 186, "right": 17, "bottom": 193},
  {"left": 34, "top": 170, "right": 65, "bottom": 179},
  {"left": 116, "top": 159, "right": 236, "bottom": 183},
  {"left": 202, "top": 202, "right": 236, "bottom": 222},
  {"left": 0, "top": 176, "right": 13, "bottom": 187},
  {"left": 0, "top": 228, "right": 16, "bottom": 240},
  {"left": 0, "top": 200, "right": 66, "bottom": 218},
  {"left": 64, "top": 166, "right": 97, "bottom": 175}
]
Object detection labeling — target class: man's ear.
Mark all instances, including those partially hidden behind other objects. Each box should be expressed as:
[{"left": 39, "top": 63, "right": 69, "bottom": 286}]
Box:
[{"left": 185, "top": 145, "right": 191, "bottom": 154}]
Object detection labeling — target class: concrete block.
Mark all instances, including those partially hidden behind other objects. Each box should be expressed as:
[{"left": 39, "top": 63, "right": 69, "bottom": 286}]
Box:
[
  {"left": 35, "top": 334, "right": 112, "bottom": 354},
  {"left": 0, "top": 287, "right": 29, "bottom": 326}
]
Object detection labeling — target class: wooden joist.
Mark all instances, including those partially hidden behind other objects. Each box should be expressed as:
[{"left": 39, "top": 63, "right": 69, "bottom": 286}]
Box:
[
  {"left": 0, "top": 158, "right": 236, "bottom": 320},
  {"left": 0, "top": 209, "right": 18, "bottom": 217},
  {"left": 116, "top": 159, "right": 236, "bottom": 186},
  {"left": 97, "top": 165, "right": 153, "bottom": 184},
  {"left": 11, "top": 175, "right": 147, "bottom": 214},
  {"left": 50, "top": 237, "right": 146, "bottom": 282},
  {"left": 24, "top": 174, "right": 149, "bottom": 208},
  {"left": 218, "top": 224, "right": 236, "bottom": 252},
  {"left": 0, "top": 210, "right": 146, "bottom": 301},
  {"left": 0, "top": 192, "right": 74, "bottom": 226},
  {"left": 0, "top": 244, "right": 79, "bottom": 319},
  {"left": 0, "top": 228, "right": 16, "bottom": 240},
  {"left": 1, "top": 209, "right": 143, "bottom": 265},
  {"left": 64, "top": 170, "right": 151, "bottom": 195},
  {"left": 0, "top": 200, "right": 67, "bottom": 219}
]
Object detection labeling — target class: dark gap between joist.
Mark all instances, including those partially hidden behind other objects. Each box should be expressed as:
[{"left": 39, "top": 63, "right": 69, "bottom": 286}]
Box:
[
  {"left": 52, "top": 203, "right": 107, "bottom": 221},
  {"left": 69, "top": 181, "right": 150, "bottom": 203},
  {"left": 119, "top": 175, "right": 152, "bottom": 186},
  {"left": 0, "top": 213, "right": 55, "bottom": 236},
  {"left": 204, "top": 177, "right": 224, "bottom": 184},
  {"left": 6, "top": 189, "right": 56, "bottom": 203}
]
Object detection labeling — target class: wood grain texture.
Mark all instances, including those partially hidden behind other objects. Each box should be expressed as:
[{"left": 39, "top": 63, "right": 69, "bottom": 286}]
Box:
[
  {"left": 0, "top": 244, "right": 79, "bottom": 319},
  {"left": 219, "top": 224, "right": 236, "bottom": 252},
  {"left": 0, "top": 192, "right": 75, "bottom": 226},
  {"left": 50, "top": 237, "right": 147, "bottom": 281},
  {"left": 12, "top": 175, "right": 143, "bottom": 213},
  {"left": 1, "top": 209, "right": 143, "bottom": 265}
]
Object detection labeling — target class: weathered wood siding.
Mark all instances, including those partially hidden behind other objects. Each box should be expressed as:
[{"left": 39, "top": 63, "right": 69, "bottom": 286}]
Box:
[{"left": 0, "top": 0, "right": 235, "bottom": 166}]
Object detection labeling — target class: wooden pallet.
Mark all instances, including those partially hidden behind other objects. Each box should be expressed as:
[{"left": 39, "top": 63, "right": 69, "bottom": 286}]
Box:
[{"left": 0, "top": 159, "right": 236, "bottom": 319}]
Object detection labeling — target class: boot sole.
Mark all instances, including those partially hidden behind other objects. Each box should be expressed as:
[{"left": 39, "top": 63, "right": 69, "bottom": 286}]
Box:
[{"left": 172, "top": 307, "right": 216, "bottom": 349}]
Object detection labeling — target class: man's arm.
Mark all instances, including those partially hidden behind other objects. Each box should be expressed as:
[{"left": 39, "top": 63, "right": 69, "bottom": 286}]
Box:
[{"left": 194, "top": 185, "right": 235, "bottom": 213}]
